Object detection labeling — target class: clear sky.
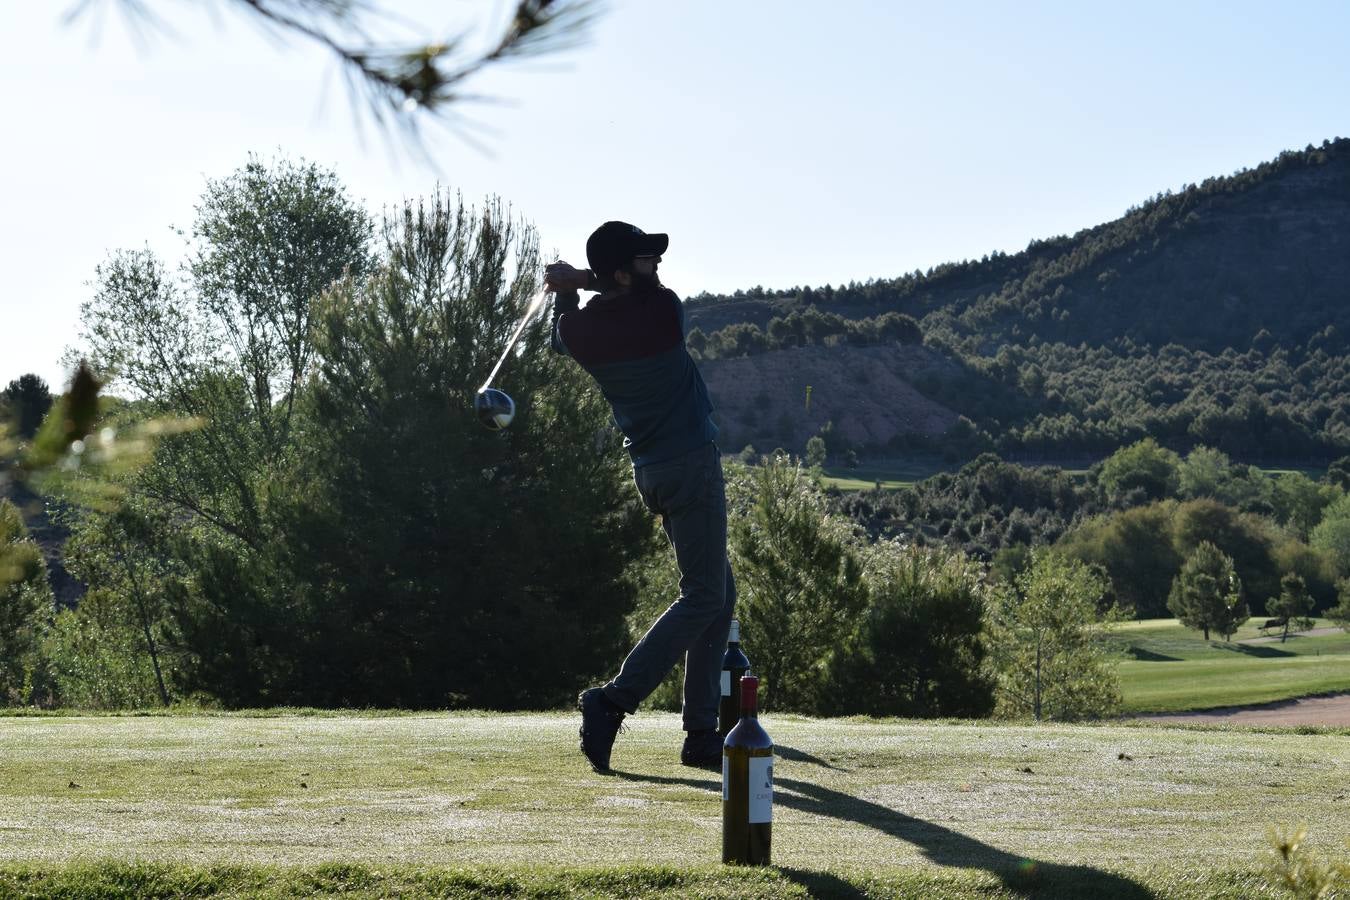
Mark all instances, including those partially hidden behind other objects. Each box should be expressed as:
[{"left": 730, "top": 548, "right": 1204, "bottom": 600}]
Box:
[{"left": 3, "top": 1, "right": 1349, "bottom": 391}]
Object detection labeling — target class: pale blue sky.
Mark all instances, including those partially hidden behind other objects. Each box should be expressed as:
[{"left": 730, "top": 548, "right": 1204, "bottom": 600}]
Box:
[{"left": 3, "top": 1, "right": 1348, "bottom": 391}]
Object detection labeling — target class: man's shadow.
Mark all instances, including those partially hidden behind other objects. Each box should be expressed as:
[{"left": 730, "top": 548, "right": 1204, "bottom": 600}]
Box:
[{"left": 612, "top": 745, "right": 1154, "bottom": 899}]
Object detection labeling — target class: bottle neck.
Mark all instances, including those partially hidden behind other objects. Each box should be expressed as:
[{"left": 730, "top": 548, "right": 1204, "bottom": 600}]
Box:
[
  {"left": 739, "top": 675, "right": 759, "bottom": 719},
  {"left": 727, "top": 619, "right": 740, "bottom": 645}
]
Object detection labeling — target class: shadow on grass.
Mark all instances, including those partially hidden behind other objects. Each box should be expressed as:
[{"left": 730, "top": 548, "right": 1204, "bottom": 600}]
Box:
[
  {"left": 1214, "top": 642, "right": 1293, "bottom": 658},
  {"left": 1125, "top": 645, "right": 1181, "bottom": 662},
  {"left": 611, "top": 770, "right": 1153, "bottom": 899},
  {"left": 774, "top": 744, "right": 845, "bottom": 771}
]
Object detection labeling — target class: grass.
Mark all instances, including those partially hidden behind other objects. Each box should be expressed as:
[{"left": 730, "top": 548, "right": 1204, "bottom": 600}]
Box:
[
  {"left": 818, "top": 457, "right": 956, "bottom": 490},
  {"left": 1, "top": 711, "right": 1348, "bottom": 897},
  {"left": 1108, "top": 618, "right": 1350, "bottom": 713},
  {"left": 816, "top": 458, "right": 1327, "bottom": 492}
]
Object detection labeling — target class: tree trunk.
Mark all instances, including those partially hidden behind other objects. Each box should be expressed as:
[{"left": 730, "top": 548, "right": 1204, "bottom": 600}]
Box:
[{"left": 1033, "top": 639, "right": 1043, "bottom": 722}]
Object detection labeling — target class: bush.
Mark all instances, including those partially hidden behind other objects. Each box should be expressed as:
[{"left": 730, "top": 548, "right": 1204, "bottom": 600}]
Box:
[
  {"left": 824, "top": 542, "right": 994, "bottom": 718},
  {"left": 986, "top": 550, "right": 1122, "bottom": 721},
  {"left": 0, "top": 500, "right": 55, "bottom": 706},
  {"left": 728, "top": 454, "right": 868, "bottom": 712}
]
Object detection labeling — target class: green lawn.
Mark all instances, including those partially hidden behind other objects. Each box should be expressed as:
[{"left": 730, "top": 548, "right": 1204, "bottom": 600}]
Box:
[
  {"left": 818, "top": 457, "right": 956, "bottom": 490},
  {"left": 1108, "top": 618, "right": 1350, "bottom": 713},
  {"left": 1, "top": 711, "right": 1347, "bottom": 898},
  {"left": 815, "top": 458, "right": 1326, "bottom": 492}
]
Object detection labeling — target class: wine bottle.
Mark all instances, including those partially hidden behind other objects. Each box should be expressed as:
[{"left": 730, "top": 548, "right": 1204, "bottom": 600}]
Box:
[
  {"left": 718, "top": 619, "right": 751, "bottom": 736},
  {"left": 722, "top": 674, "right": 772, "bottom": 866}
]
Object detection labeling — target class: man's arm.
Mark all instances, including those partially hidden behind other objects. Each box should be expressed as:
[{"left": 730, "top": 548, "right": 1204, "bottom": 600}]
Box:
[
  {"left": 544, "top": 261, "right": 598, "bottom": 356},
  {"left": 550, "top": 288, "right": 579, "bottom": 356},
  {"left": 544, "top": 261, "right": 599, "bottom": 293}
]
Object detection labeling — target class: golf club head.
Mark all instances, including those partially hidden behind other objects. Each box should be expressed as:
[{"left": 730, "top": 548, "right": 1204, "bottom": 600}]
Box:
[{"left": 474, "top": 388, "right": 515, "bottom": 430}]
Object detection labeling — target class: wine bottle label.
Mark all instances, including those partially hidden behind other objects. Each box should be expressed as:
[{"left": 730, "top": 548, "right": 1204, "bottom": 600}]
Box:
[
  {"left": 720, "top": 670, "right": 731, "bottom": 696},
  {"left": 749, "top": 757, "right": 773, "bottom": 824}
]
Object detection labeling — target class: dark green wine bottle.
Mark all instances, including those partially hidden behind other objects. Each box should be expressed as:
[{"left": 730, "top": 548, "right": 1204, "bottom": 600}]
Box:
[
  {"left": 718, "top": 619, "right": 751, "bottom": 737},
  {"left": 722, "top": 674, "right": 772, "bottom": 866}
]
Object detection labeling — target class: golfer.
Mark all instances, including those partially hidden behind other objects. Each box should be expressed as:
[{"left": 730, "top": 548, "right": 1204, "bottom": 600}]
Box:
[{"left": 545, "top": 221, "right": 736, "bottom": 772}]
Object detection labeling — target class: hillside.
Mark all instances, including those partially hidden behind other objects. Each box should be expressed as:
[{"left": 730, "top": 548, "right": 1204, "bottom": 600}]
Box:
[
  {"left": 700, "top": 344, "right": 959, "bottom": 452},
  {"left": 688, "top": 138, "right": 1350, "bottom": 459}
]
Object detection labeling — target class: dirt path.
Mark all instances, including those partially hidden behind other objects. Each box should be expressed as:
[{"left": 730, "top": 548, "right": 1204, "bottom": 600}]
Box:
[{"left": 1135, "top": 692, "right": 1350, "bottom": 727}]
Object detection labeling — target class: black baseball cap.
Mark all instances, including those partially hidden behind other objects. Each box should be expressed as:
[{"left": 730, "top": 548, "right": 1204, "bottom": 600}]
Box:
[{"left": 586, "top": 221, "right": 669, "bottom": 279}]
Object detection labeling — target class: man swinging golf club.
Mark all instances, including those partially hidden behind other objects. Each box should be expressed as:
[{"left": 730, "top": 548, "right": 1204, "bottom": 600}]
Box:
[{"left": 545, "top": 221, "right": 736, "bottom": 772}]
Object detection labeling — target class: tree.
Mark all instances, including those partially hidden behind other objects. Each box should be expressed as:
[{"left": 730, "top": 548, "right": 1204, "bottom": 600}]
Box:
[
  {"left": 728, "top": 454, "right": 869, "bottom": 712},
  {"left": 80, "top": 155, "right": 372, "bottom": 550},
  {"left": 1171, "top": 499, "right": 1280, "bottom": 611},
  {"left": 1266, "top": 573, "right": 1315, "bottom": 643},
  {"left": 1167, "top": 541, "right": 1248, "bottom": 641},
  {"left": 1177, "top": 445, "right": 1233, "bottom": 500},
  {"left": 66, "top": 1, "right": 599, "bottom": 148},
  {"left": 192, "top": 189, "right": 654, "bottom": 708},
  {"left": 1329, "top": 579, "right": 1350, "bottom": 633},
  {"left": 1097, "top": 438, "right": 1181, "bottom": 506},
  {"left": 1270, "top": 472, "right": 1338, "bottom": 541},
  {"left": 1310, "top": 493, "right": 1350, "bottom": 575},
  {"left": 1, "top": 375, "right": 54, "bottom": 438},
  {"left": 804, "top": 435, "right": 827, "bottom": 468},
  {"left": 57, "top": 502, "right": 183, "bottom": 706},
  {"left": 1055, "top": 501, "right": 1181, "bottom": 618},
  {"left": 1326, "top": 456, "right": 1350, "bottom": 492},
  {"left": 824, "top": 542, "right": 994, "bottom": 718},
  {"left": 0, "top": 500, "right": 55, "bottom": 706},
  {"left": 985, "top": 550, "right": 1122, "bottom": 721}
]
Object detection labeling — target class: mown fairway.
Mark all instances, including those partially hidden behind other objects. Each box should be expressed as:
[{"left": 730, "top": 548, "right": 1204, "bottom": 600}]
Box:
[
  {"left": 1, "top": 711, "right": 1347, "bottom": 898},
  {"left": 1109, "top": 618, "right": 1350, "bottom": 713}
]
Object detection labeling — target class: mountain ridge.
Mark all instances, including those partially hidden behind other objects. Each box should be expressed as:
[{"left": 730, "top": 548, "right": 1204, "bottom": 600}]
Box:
[{"left": 687, "top": 138, "right": 1350, "bottom": 459}]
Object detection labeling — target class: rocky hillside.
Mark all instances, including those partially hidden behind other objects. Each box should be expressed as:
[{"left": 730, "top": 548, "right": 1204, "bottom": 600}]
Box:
[{"left": 701, "top": 344, "right": 959, "bottom": 454}]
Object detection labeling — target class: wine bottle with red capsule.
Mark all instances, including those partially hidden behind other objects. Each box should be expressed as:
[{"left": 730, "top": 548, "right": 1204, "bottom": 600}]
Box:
[
  {"left": 722, "top": 674, "right": 772, "bottom": 865},
  {"left": 718, "top": 619, "right": 751, "bottom": 737}
]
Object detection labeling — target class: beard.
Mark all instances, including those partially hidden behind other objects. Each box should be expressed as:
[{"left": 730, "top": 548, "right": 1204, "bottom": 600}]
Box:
[{"left": 630, "top": 267, "right": 661, "bottom": 289}]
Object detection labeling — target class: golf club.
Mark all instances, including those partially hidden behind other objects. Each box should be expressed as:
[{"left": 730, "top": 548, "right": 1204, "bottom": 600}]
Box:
[{"left": 474, "top": 285, "right": 551, "bottom": 429}]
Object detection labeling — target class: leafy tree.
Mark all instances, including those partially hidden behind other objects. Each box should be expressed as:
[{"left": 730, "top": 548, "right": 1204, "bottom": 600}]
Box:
[
  {"left": 1326, "top": 456, "right": 1350, "bottom": 491},
  {"left": 2, "top": 375, "right": 54, "bottom": 439},
  {"left": 1177, "top": 445, "right": 1233, "bottom": 500},
  {"left": 1271, "top": 472, "right": 1339, "bottom": 541},
  {"left": 1266, "top": 573, "right": 1315, "bottom": 642},
  {"left": 728, "top": 454, "right": 869, "bottom": 712},
  {"left": 209, "top": 189, "right": 653, "bottom": 708},
  {"left": 1310, "top": 493, "right": 1350, "bottom": 574},
  {"left": 79, "top": 155, "right": 373, "bottom": 550},
  {"left": 824, "top": 542, "right": 994, "bottom": 717},
  {"left": 1097, "top": 438, "right": 1181, "bottom": 506},
  {"left": 0, "top": 500, "right": 55, "bottom": 705},
  {"left": 805, "top": 435, "right": 827, "bottom": 468},
  {"left": 57, "top": 502, "right": 183, "bottom": 706},
  {"left": 1167, "top": 541, "right": 1248, "bottom": 641},
  {"left": 1329, "top": 579, "right": 1350, "bottom": 632},
  {"left": 985, "top": 550, "right": 1122, "bottom": 721},
  {"left": 1171, "top": 498, "right": 1280, "bottom": 611},
  {"left": 1055, "top": 502, "right": 1181, "bottom": 618}
]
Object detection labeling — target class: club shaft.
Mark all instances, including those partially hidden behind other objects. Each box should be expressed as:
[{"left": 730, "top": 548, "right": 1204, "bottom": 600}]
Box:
[{"left": 479, "top": 287, "right": 550, "bottom": 393}]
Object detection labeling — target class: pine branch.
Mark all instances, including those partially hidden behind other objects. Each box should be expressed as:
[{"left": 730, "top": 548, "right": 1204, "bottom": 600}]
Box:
[{"left": 64, "top": 0, "right": 601, "bottom": 151}]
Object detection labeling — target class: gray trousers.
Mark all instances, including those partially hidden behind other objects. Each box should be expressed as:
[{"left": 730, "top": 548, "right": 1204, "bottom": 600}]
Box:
[{"left": 603, "top": 441, "right": 736, "bottom": 732}]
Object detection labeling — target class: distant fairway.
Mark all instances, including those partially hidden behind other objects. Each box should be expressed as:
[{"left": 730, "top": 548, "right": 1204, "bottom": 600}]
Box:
[
  {"left": 1, "top": 710, "right": 1347, "bottom": 898},
  {"left": 817, "top": 457, "right": 956, "bottom": 490},
  {"left": 1109, "top": 618, "right": 1350, "bottom": 713},
  {"left": 817, "top": 458, "right": 1326, "bottom": 492}
]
